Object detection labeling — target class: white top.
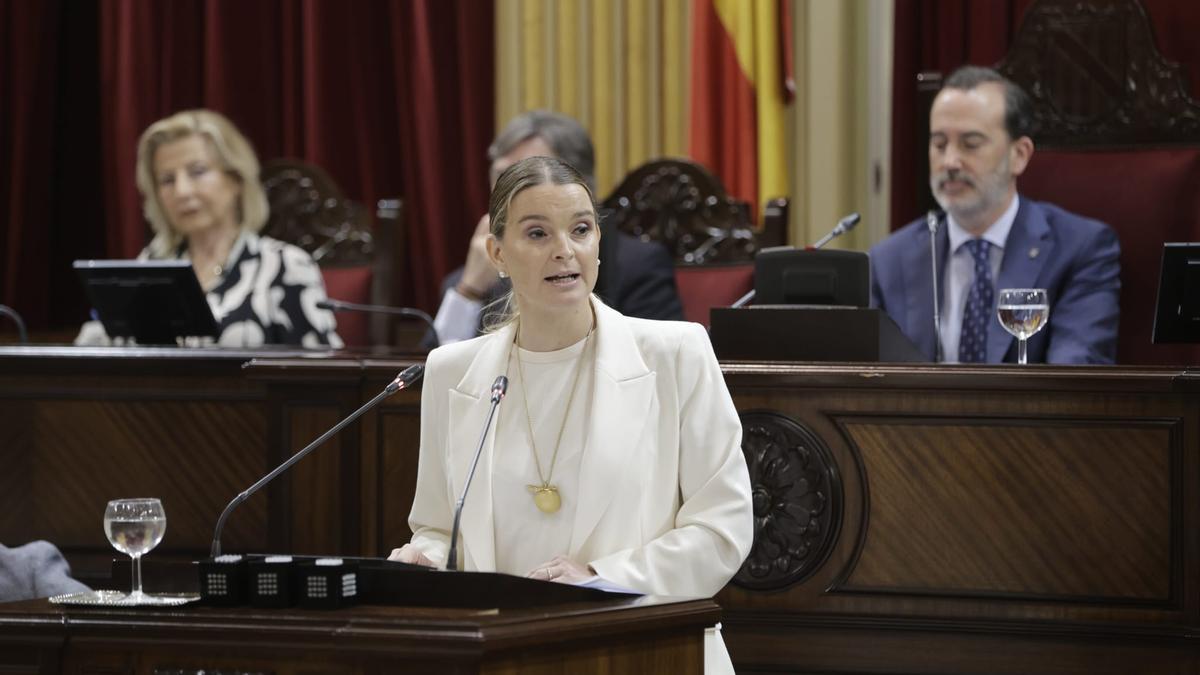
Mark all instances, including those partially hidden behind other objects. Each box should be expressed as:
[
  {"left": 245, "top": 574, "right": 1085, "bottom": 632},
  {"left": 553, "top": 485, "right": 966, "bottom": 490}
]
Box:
[
  {"left": 939, "top": 195, "right": 1019, "bottom": 362},
  {"left": 492, "top": 334, "right": 593, "bottom": 576},
  {"left": 433, "top": 288, "right": 483, "bottom": 344}
]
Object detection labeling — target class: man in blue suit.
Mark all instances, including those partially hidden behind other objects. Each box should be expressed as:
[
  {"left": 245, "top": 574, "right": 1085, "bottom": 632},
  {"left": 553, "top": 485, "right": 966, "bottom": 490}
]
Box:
[{"left": 870, "top": 66, "right": 1120, "bottom": 364}]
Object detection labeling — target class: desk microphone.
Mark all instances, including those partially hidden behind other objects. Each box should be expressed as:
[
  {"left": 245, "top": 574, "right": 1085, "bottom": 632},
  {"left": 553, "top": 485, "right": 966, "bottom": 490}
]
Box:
[
  {"left": 446, "top": 375, "right": 508, "bottom": 571},
  {"left": 209, "top": 364, "right": 425, "bottom": 557},
  {"left": 317, "top": 298, "right": 440, "bottom": 348},
  {"left": 927, "top": 210, "right": 943, "bottom": 362},
  {"left": 0, "top": 305, "right": 28, "bottom": 343},
  {"left": 809, "top": 212, "right": 861, "bottom": 250}
]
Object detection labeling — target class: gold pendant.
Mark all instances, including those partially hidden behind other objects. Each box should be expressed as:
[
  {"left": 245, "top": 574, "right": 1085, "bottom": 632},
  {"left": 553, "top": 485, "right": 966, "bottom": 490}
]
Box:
[{"left": 527, "top": 483, "right": 561, "bottom": 513}]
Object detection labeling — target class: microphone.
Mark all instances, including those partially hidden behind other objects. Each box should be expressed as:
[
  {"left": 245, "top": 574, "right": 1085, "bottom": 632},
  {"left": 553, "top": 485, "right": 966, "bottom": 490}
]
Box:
[
  {"left": 809, "top": 212, "right": 861, "bottom": 250},
  {"left": 0, "top": 305, "right": 28, "bottom": 343},
  {"left": 446, "top": 375, "right": 508, "bottom": 571},
  {"left": 927, "top": 210, "right": 943, "bottom": 363},
  {"left": 730, "top": 289, "right": 755, "bottom": 308},
  {"left": 209, "top": 364, "right": 425, "bottom": 557},
  {"left": 317, "top": 298, "right": 440, "bottom": 348}
]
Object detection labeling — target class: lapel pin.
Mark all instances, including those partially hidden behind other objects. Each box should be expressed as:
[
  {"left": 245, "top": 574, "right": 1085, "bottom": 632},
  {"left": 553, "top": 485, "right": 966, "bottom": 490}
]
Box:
[{"left": 1028, "top": 247, "right": 1039, "bottom": 259}]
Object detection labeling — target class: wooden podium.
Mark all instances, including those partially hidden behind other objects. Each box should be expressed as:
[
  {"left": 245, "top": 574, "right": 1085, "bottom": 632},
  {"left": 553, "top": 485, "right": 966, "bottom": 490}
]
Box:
[{"left": 0, "top": 591, "right": 716, "bottom": 673}]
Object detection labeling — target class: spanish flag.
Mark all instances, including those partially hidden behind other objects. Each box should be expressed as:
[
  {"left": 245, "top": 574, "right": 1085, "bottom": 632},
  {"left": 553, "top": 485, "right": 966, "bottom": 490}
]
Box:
[{"left": 690, "top": 0, "right": 793, "bottom": 223}]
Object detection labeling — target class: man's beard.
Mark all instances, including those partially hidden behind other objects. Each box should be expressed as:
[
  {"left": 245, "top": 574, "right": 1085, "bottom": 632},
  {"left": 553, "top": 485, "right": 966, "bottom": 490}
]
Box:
[{"left": 930, "top": 155, "right": 1011, "bottom": 223}]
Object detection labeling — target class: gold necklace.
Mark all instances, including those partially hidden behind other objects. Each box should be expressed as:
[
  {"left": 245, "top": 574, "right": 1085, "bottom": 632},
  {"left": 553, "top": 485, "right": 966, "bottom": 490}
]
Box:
[{"left": 511, "top": 319, "right": 593, "bottom": 514}]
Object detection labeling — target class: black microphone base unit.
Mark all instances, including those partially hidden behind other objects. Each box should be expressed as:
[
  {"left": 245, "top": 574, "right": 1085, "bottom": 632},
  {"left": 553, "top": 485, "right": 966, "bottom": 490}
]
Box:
[{"left": 186, "top": 554, "right": 632, "bottom": 610}]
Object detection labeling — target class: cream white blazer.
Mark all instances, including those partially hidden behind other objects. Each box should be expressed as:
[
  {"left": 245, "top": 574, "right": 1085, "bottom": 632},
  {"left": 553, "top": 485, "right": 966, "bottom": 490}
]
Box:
[{"left": 407, "top": 297, "right": 754, "bottom": 598}]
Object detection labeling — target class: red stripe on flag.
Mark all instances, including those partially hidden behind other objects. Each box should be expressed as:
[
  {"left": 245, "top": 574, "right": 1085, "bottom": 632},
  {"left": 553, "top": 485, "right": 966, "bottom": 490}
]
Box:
[{"left": 689, "top": 0, "right": 759, "bottom": 220}]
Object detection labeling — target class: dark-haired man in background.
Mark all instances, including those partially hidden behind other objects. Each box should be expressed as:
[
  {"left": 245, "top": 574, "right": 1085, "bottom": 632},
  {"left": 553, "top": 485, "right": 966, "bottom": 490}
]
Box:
[
  {"left": 869, "top": 65, "right": 1121, "bottom": 364},
  {"left": 432, "top": 111, "right": 682, "bottom": 343}
]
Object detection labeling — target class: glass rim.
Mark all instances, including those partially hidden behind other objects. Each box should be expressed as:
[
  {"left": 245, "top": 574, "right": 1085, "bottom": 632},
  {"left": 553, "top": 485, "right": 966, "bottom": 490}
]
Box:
[
  {"left": 997, "top": 288, "right": 1047, "bottom": 293},
  {"left": 106, "top": 498, "right": 163, "bottom": 505}
]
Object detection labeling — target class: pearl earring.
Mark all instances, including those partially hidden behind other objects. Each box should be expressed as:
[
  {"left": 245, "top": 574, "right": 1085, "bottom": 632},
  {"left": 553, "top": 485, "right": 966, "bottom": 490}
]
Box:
[{"left": 498, "top": 270, "right": 508, "bottom": 279}]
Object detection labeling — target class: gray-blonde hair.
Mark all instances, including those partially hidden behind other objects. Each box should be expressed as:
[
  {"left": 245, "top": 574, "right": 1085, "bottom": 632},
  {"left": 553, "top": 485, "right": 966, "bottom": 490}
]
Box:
[
  {"left": 483, "top": 156, "right": 597, "bottom": 331},
  {"left": 135, "top": 109, "right": 268, "bottom": 257}
]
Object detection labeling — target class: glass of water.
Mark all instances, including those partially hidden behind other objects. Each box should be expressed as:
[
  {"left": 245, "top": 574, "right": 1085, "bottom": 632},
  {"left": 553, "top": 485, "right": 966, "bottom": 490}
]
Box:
[
  {"left": 103, "top": 498, "right": 166, "bottom": 602},
  {"left": 997, "top": 288, "right": 1050, "bottom": 365}
]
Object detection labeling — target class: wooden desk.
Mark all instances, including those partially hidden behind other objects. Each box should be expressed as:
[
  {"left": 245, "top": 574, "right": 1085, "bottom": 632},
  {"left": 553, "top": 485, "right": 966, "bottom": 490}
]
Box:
[
  {"left": 3, "top": 347, "right": 1198, "bottom": 673},
  {"left": 716, "top": 362, "right": 1200, "bottom": 674},
  {"left": 0, "top": 594, "right": 714, "bottom": 674}
]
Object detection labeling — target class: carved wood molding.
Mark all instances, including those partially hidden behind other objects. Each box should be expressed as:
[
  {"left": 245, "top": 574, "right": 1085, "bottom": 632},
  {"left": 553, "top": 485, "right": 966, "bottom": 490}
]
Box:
[
  {"left": 998, "top": 0, "right": 1200, "bottom": 147},
  {"left": 600, "top": 159, "right": 758, "bottom": 265},
  {"left": 733, "top": 411, "right": 843, "bottom": 591},
  {"left": 260, "top": 159, "right": 374, "bottom": 267}
]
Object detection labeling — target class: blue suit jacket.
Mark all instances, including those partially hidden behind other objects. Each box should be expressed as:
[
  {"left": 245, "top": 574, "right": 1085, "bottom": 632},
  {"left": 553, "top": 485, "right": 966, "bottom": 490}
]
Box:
[{"left": 869, "top": 198, "right": 1121, "bottom": 364}]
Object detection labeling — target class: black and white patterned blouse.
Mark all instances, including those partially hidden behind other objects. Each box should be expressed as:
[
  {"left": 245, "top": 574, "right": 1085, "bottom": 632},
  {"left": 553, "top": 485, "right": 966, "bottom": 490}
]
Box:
[
  {"left": 170, "top": 232, "right": 344, "bottom": 348},
  {"left": 76, "top": 231, "right": 343, "bottom": 348}
]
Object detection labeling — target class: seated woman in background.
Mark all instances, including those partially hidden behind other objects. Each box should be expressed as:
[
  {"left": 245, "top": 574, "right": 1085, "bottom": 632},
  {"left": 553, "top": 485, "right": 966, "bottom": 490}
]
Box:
[
  {"left": 389, "top": 156, "right": 753, "bottom": 674},
  {"left": 76, "top": 109, "right": 342, "bottom": 348}
]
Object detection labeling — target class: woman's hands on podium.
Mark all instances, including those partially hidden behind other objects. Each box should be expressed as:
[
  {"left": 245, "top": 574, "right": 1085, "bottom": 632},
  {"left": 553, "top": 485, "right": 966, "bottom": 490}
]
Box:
[
  {"left": 388, "top": 544, "right": 435, "bottom": 567},
  {"left": 527, "top": 554, "right": 594, "bottom": 584}
]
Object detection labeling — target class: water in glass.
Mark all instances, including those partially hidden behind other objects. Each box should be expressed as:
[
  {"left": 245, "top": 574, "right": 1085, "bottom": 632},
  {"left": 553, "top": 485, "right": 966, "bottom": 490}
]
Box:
[
  {"left": 103, "top": 498, "right": 166, "bottom": 602},
  {"left": 996, "top": 288, "right": 1049, "bottom": 365}
]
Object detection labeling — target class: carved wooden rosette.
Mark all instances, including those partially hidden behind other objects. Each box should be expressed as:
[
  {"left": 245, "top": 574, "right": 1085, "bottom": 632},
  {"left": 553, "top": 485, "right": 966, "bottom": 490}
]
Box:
[
  {"left": 998, "top": 0, "right": 1200, "bottom": 147},
  {"left": 733, "top": 411, "right": 842, "bottom": 591},
  {"left": 600, "top": 159, "right": 757, "bottom": 265},
  {"left": 261, "top": 159, "right": 374, "bottom": 266}
]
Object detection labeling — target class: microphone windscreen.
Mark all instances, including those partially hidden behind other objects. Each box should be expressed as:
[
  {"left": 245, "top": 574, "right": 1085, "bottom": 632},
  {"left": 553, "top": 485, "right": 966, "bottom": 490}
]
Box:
[
  {"left": 491, "top": 375, "right": 509, "bottom": 401},
  {"left": 396, "top": 364, "right": 424, "bottom": 388}
]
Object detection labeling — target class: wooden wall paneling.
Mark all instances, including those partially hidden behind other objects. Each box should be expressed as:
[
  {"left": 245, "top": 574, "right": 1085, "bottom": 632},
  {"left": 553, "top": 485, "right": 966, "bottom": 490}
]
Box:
[
  {"left": 0, "top": 349, "right": 270, "bottom": 583},
  {"left": 374, "top": 391, "right": 422, "bottom": 558},
  {"left": 715, "top": 363, "right": 1200, "bottom": 674}
]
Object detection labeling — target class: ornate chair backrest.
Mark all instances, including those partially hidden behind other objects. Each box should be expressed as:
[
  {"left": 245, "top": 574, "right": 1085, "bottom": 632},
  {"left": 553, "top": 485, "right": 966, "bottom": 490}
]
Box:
[
  {"left": 601, "top": 158, "right": 788, "bottom": 326},
  {"left": 260, "top": 159, "right": 381, "bottom": 346}
]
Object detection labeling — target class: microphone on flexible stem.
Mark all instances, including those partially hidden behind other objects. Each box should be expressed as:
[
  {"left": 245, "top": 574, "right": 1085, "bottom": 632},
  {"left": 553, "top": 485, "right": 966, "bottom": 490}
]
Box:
[
  {"left": 0, "top": 305, "right": 28, "bottom": 343},
  {"left": 730, "top": 289, "right": 756, "bottom": 308},
  {"left": 209, "top": 364, "right": 425, "bottom": 557},
  {"left": 446, "top": 375, "right": 508, "bottom": 572},
  {"left": 737, "top": 212, "right": 862, "bottom": 309},
  {"left": 927, "top": 210, "right": 944, "bottom": 363},
  {"left": 316, "top": 298, "right": 440, "bottom": 348},
  {"left": 808, "top": 212, "right": 861, "bottom": 250}
]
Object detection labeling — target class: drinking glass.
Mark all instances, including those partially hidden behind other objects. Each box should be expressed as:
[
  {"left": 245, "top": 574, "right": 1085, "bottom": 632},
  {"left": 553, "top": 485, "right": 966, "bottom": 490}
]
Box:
[
  {"left": 103, "top": 498, "right": 166, "bottom": 602},
  {"left": 996, "top": 288, "right": 1050, "bottom": 365}
]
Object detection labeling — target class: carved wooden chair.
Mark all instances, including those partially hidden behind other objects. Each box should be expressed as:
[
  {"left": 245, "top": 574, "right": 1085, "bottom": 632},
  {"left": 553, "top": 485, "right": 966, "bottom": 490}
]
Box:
[
  {"left": 261, "top": 159, "right": 398, "bottom": 347},
  {"left": 918, "top": 0, "right": 1200, "bottom": 365},
  {"left": 600, "top": 158, "right": 787, "bottom": 326}
]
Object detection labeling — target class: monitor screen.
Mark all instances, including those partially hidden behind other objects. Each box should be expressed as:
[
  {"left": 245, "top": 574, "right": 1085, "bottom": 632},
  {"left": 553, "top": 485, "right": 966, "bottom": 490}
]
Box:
[
  {"left": 753, "top": 247, "right": 870, "bottom": 307},
  {"left": 1153, "top": 243, "right": 1200, "bottom": 344},
  {"left": 74, "top": 260, "right": 219, "bottom": 345}
]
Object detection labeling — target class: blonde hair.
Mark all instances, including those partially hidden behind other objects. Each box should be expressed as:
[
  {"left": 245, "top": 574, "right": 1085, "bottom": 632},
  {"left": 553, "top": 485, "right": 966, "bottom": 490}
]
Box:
[
  {"left": 135, "top": 109, "right": 268, "bottom": 257},
  {"left": 483, "top": 156, "right": 597, "bottom": 331}
]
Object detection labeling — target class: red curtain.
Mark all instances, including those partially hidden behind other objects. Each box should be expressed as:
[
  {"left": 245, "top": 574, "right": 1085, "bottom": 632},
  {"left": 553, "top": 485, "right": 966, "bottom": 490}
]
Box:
[
  {"left": 0, "top": 0, "right": 492, "bottom": 333},
  {"left": 889, "top": 0, "right": 1035, "bottom": 230}
]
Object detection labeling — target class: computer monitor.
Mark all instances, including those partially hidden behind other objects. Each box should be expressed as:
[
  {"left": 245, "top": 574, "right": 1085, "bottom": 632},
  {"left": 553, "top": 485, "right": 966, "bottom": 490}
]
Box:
[
  {"left": 1152, "top": 243, "right": 1200, "bottom": 344},
  {"left": 74, "top": 260, "right": 219, "bottom": 345},
  {"left": 753, "top": 247, "right": 870, "bottom": 307}
]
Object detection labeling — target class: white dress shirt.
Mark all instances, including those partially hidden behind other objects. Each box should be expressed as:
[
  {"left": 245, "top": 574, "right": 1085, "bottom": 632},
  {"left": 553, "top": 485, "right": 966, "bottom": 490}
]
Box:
[
  {"left": 939, "top": 195, "right": 1019, "bottom": 362},
  {"left": 432, "top": 288, "right": 485, "bottom": 344}
]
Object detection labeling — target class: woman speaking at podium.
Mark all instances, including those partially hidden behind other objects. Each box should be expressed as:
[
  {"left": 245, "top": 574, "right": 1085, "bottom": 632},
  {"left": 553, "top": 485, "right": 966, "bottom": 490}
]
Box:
[
  {"left": 75, "top": 109, "right": 341, "bottom": 348},
  {"left": 389, "top": 156, "right": 753, "bottom": 673}
]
